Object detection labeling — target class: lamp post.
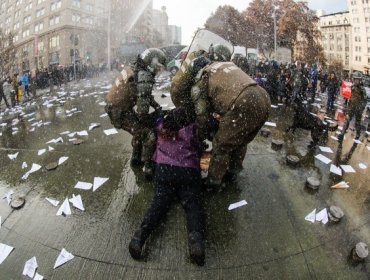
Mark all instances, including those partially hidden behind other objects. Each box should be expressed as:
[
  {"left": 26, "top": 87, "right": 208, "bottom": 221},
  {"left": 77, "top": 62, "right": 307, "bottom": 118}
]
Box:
[
  {"left": 273, "top": 6, "right": 278, "bottom": 60},
  {"left": 107, "top": 0, "right": 111, "bottom": 71}
]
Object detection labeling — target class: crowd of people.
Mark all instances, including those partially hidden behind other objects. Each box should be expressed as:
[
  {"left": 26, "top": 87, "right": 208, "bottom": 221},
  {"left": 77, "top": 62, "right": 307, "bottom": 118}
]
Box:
[{"left": 0, "top": 63, "right": 105, "bottom": 111}]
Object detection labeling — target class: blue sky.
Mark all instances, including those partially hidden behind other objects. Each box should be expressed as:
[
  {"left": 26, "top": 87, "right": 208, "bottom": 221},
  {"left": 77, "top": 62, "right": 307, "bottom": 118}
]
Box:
[{"left": 153, "top": 0, "right": 348, "bottom": 44}]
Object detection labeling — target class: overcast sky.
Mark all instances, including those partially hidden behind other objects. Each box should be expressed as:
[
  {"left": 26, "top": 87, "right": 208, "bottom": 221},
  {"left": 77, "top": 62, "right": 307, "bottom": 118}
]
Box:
[{"left": 153, "top": 0, "right": 348, "bottom": 44}]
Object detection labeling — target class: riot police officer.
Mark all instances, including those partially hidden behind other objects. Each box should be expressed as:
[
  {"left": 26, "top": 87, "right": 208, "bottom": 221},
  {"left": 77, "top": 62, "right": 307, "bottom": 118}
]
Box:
[
  {"left": 105, "top": 48, "right": 166, "bottom": 170},
  {"left": 191, "top": 61, "right": 271, "bottom": 190},
  {"left": 339, "top": 71, "right": 367, "bottom": 140}
]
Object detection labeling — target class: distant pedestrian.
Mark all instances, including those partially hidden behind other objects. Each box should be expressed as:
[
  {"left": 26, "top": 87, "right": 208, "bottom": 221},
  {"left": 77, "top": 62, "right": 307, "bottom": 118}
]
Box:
[
  {"left": 326, "top": 72, "right": 340, "bottom": 113},
  {"left": 21, "top": 72, "right": 31, "bottom": 100},
  {"left": 0, "top": 78, "right": 10, "bottom": 110}
]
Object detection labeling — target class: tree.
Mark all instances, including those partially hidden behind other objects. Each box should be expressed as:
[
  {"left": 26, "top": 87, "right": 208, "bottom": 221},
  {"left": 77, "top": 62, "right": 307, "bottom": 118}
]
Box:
[
  {"left": 204, "top": 5, "right": 251, "bottom": 46},
  {"left": 0, "top": 29, "right": 16, "bottom": 76}
]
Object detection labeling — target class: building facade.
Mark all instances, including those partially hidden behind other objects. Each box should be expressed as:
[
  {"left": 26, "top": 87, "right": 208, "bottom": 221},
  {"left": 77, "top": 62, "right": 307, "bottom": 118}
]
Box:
[
  {"left": 347, "top": 0, "right": 370, "bottom": 74},
  {"left": 0, "top": 0, "right": 108, "bottom": 74},
  {"left": 320, "top": 11, "right": 352, "bottom": 71}
]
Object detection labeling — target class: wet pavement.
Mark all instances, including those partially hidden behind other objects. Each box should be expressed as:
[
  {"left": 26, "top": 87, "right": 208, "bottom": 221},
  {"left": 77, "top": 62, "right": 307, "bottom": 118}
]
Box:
[{"left": 0, "top": 73, "right": 369, "bottom": 279}]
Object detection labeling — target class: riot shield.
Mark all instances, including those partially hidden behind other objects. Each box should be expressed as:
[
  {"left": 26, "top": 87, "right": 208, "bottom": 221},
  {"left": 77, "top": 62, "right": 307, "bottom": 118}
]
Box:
[{"left": 182, "top": 29, "right": 234, "bottom": 66}]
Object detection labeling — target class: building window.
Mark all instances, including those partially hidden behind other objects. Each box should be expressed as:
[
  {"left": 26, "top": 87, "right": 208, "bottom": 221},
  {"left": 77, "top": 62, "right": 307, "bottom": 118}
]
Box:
[
  {"left": 368, "top": 47, "right": 370, "bottom": 53},
  {"left": 38, "top": 41, "right": 44, "bottom": 52},
  {"left": 49, "top": 35, "right": 60, "bottom": 48},
  {"left": 23, "top": 15, "right": 31, "bottom": 24},
  {"left": 36, "top": 8, "right": 45, "bottom": 17},
  {"left": 15, "top": 10, "right": 21, "bottom": 18},
  {"left": 25, "top": 2, "right": 32, "bottom": 12},
  {"left": 37, "top": 0, "right": 46, "bottom": 4},
  {"left": 49, "top": 15, "right": 60, "bottom": 26},
  {"left": 84, "top": 17, "right": 93, "bottom": 25},
  {"left": 86, "top": 4, "right": 93, "bottom": 12},
  {"left": 13, "top": 22, "right": 20, "bottom": 30},
  {"left": 16, "top": 0, "right": 23, "bottom": 7},
  {"left": 72, "top": 14, "right": 81, "bottom": 23},
  {"left": 51, "top": 0, "right": 62, "bottom": 11},
  {"left": 22, "top": 29, "right": 30, "bottom": 38},
  {"left": 35, "top": 22, "right": 44, "bottom": 32},
  {"left": 72, "top": 0, "right": 81, "bottom": 8}
]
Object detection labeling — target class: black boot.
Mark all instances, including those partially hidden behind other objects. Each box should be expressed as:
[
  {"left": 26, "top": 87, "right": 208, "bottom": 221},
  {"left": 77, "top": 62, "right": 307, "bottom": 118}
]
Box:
[
  {"left": 130, "top": 146, "right": 142, "bottom": 168},
  {"left": 129, "top": 229, "right": 146, "bottom": 260},
  {"left": 188, "top": 232, "right": 205, "bottom": 266}
]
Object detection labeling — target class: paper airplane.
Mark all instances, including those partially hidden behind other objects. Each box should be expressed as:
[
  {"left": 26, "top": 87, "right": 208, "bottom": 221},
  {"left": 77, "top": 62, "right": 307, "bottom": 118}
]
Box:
[
  {"left": 38, "top": 149, "right": 46, "bottom": 156},
  {"left": 22, "top": 256, "right": 38, "bottom": 278},
  {"left": 331, "top": 181, "right": 350, "bottom": 189},
  {"left": 34, "top": 272, "right": 44, "bottom": 280},
  {"left": 340, "top": 165, "right": 356, "bottom": 173},
  {"left": 88, "top": 123, "right": 100, "bottom": 131},
  {"left": 330, "top": 164, "right": 342, "bottom": 176},
  {"left": 8, "top": 152, "right": 19, "bottom": 160},
  {"left": 359, "top": 163, "right": 367, "bottom": 169},
  {"left": 315, "top": 208, "right": 329, "bottom": 225},
  {"left": 48, "top": 146, "right": 55, "bottom": 151},
  {"left": 53, "top": 248, "right": 74, "bottom": 269},
  {"left": 93, "top": 177, "right": 109, "bottom": 192},
  {"left": 60, "top": 131, "right": 70, "bottom": 135},
  {"left": 46, "top": 197, "right": 60, "bottom": 207},
  {"left": 319, "top": 146, "right": 333, "bottom": 153},
  {"left": 0, "top": 243, "right": 14, "bottom": 264},
  {"left": 305, "top": 209, "right": 316, "bottom": 223},
  {"left": 69, "top": 194, "right": 85, "bottom": 211},
  {"left": 68, "top": 132, "right": 76, "bottom": 137},
  {"left": 264, "top": 121, "right": 277, "bottom": 127},
  {"left": 314, "top": 154, "right": 332, "bottom": 165},
  {"left": 228, "top": 200, "right": 248, "bottom": 210},
  {"left": 22, "top": 162, "right": 28, "bottom": 169},
  {"left": 22, "top": 163, "right": 42, "bottom": 180},
  {"left": 58, "top": 157, "right": 68, "bottom": 165},
  {"left": 103, "top": 128, "right": 118, "bottom": 135},
  {"left": 99, "top": 113, "right": 108, "bottom": 118},
  {"left": 56, "top": 198, "right": 72, "bottom": 216},
  {"left": 77, "top": 130, "right": 88, "bottom": 136},
  {"left": 2, "top": 190, "right": 14, "bottom": 205},
  {"left": 74, "top": 181, "right": 92, "bottom": 190}
]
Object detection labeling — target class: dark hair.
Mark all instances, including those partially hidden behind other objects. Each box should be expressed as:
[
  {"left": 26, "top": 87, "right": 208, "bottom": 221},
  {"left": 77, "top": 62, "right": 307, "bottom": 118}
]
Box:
[{"left": 160, "top": 107, "right": 190, "bottom": 139}]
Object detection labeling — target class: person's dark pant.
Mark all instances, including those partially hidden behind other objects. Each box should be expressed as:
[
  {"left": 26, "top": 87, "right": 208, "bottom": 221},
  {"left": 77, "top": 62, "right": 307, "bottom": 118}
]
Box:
[
  {"left": 0, "top": 93, "right": 10, "bottom": 108},
  {"left": 327, "top": 91, "right": 336, "bottom": 111},
  {"left": 139, "top": 164, "right": 204, "bottom": 240}
]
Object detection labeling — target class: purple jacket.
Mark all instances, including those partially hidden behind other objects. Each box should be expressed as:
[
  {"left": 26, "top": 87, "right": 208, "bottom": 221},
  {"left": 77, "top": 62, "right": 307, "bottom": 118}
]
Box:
[{"left": 153, "top": 121, "right": 201, "bottom": 170}]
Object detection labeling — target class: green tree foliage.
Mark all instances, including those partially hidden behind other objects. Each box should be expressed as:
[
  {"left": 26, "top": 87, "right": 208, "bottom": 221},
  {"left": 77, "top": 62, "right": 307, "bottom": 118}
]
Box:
[{"left": 0, "top": 29, "right": 16, "bottom": 76}]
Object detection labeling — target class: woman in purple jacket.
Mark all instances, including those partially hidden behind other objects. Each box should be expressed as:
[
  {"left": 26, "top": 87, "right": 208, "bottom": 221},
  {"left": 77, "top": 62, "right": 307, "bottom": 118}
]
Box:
[{"left": 129, "top": 107, "right": 205, "bottom": 266}]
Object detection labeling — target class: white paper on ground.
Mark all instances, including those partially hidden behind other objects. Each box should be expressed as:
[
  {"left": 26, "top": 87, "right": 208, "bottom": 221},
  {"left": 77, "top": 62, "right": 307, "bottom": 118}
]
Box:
[
  {"left": 228, "top": 200, "right": 248, "bottom": 210},
  {"left": 354, "top": 139, "right": 362, "bottom": 144},
  {"left": 58, "top": 156, "right": 68, "bottom": 165},
  {"left": 46, "top": 137, "right": 63, "bottom": 144},
  {"left": 48, "top": 146, "right": 55, "bottom": 151},
  {"left": 330, "top": 164, "right": 342, "bottom": 176},
  {"left": 359, "top": 163, "right": 367, "bottom": 169},
  {"left": 367, "top": 146, "right": 370, "bottom": 151},
  {"left": 2, "top": 190, "right": 14, "bottom": 204},
  {"left": 75, "top": 181, "right": 92, "bottom": 190},
  {"left": 264, "top": 121, "right": 277, "bottom": 127},
  {"left": 100, "top": 113, "right": 108, "bottom": 118},
  {"left": 56, "top": 198, "right": 72, "bottom": 216},
  {"left": 77, "top": 130, "right": 88, "bottom": 136},
  {"left": 68, "top": 138, "right": 77, "bottom": 141},
  {"left": 60, "top": 130, "right": 70, "bottom": 135},
  {"left": 103, "top": 128, "right": 118, "bottom": 135},
  {"left": 8, "top": 152, "right": 19, "bottom": 160},
  {"left": 53, "top": 248, "right": 74, "bottom": 269},
  {"left": 34, "top": 272, "right": 44, "bottom": 280},
  {"left": 89, "top": 123, "right": 100, "bottom": 131},
  {"left": 319, "top": 146, "right": 333, "bottom": 153},
  {"left": 22, "top": 162, "right": 28, "bottom": 169},
  {"left": 366, "top": 131, "right": 370, "bottom": 136},
  {"left": 340, "top": 165, "right": 356, "bottom": 173},
  {"left": 46, "top": 197, "right": 60, "bottom": 207},
  {"left": 38, "top": 149, "right": 46, "bottom": 156},
  {"left": 22, "top": 256, "right": 38, "bottom": 278},
  {"left": 315, "top": 208, "right": 329, "bottom": 224},
  {"left": 93, "top": 177, "right": 109, "bottom": 192},
  {"left": 68, "top": 132, "right": 76, "bottom": 138},
  {"left": 69, "top": 194, "right": 85, "bottom": 211},
  {"left": 331, "top": 181, "right": 350, "bottom": 189},
  {"left": 330, "top": 135, "right": 338, "bottom": 141},
  {"left": 314, "top": 154, "right": 332, "bottom": 164},
  {"left": 270, "top": 105, "right": 278, "bottom": 108},
  {"left": 305, "top": 209, "right": 316, "bottom": 223},
  {"left": 0, "top": 243, "right": 14, "bottom": 264},
  {"left": 22, "top": 163, "right": 42, "bottom": 180}
]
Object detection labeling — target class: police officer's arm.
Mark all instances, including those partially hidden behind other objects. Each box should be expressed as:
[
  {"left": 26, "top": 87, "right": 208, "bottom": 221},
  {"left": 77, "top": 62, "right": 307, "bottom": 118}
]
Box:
[
  {"left": 136, "top": 70, "right": 156, "bottom": 115},
  {"left": 191, "top": 76, "right": 210, "bottom": 141}
]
